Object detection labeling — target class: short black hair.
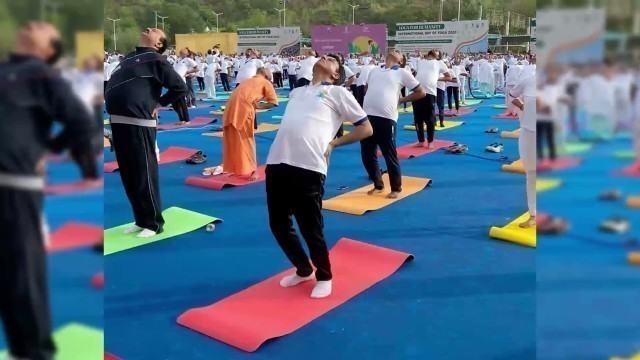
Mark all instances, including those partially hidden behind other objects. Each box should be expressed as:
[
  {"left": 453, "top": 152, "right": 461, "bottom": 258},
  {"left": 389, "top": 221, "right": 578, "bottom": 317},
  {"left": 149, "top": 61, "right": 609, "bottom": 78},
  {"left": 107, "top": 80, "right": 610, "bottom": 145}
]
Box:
[
  {"left": 427, "top": 50, "right": 437, "bottom": 58},
  {"left": 157, "top": 37, "right": 168, "bottom": 54}
]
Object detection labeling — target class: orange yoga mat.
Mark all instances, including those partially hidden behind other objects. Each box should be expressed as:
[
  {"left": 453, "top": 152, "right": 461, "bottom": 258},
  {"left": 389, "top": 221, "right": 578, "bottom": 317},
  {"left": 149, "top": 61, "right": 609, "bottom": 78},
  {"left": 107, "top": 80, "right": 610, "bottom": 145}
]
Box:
[
  {"left": 627, "top": 197, "right": 640, "bottom": 209},
  {"left": 629, "top": 253, "right": 640, "bottom": 265},
  {"left": 177, "top": 238, "right": 414, "bottom": 352}
]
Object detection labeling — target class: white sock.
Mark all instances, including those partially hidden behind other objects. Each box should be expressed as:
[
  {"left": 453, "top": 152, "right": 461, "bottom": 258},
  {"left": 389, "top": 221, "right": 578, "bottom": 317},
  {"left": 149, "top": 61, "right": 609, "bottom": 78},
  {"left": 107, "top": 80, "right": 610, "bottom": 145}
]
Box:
[
  {"left": 311, "top": 280, "right": 332, "bottom": 299},
  {"left": 137, "top": 229, "right": 157, "bottom": 238},
  {"left": 279, "top": 273, "right": 314, "bottom": 288},
  {"left": 124, "top": 224, "right": 143, "bottom": 234}
]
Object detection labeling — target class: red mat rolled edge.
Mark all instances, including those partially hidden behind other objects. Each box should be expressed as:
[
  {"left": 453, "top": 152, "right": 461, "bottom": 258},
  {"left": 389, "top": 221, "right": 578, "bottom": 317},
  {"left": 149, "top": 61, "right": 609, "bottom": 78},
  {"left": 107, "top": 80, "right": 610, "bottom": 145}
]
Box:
[
  {"left": 380, "top": 140, "right": 455, "bottom": 160},
  {"left": 185, "top": 165, "right": 267, "bottom": 190},
  {"left": 444, "top": 108, "right": 475, "bottom": 117},
  {"left": 45, "top": 179, "right": 104, "bottom": 195},
  {"left": 92, "top": 273, "right": 104, "bottom": 289},
  {"left": 157, "top": 117, "right": 217, "bottom": 130},
  {"left": 177, "top": 238, "right": 413, "bottom": 352},
  {"left": 47, "top": 222, "right": 103, "bottom": 253},
  {"left": 537, "top": 157, "right": 581, "bottom": 173},
  {"left": 617, "top": 162, "right": 640, "bottom": 177},
  {"left": 104, "top": 352, "right": 122, "bottom": 360},
  {"left": 104, "top": 146, "right": 199, "bottom": 173}
]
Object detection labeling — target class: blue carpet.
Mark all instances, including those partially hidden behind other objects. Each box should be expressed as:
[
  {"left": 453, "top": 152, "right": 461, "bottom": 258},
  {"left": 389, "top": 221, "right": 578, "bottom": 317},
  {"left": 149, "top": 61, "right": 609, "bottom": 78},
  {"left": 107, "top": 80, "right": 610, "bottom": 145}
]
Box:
[{"left": 104, "top": 88, "right": 535, "bottom": 359}]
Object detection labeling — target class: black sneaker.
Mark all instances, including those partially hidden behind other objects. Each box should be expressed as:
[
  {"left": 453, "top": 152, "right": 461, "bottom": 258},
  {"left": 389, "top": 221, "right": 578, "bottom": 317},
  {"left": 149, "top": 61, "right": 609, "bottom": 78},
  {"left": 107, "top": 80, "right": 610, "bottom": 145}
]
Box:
[
  {"left": 485, "top": 127, "right": 499, "bottom": 133},
  {"left": 599, "top": 189, "right": 622, "bottom": 201},
  {"left": 186, "top": 151, "right": 207, "bottom": 164}
]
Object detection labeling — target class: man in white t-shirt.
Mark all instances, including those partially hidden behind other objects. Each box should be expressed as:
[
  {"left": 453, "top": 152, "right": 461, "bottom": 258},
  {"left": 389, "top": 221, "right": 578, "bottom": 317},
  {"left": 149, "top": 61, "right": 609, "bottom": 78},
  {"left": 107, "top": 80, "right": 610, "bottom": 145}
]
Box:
[
  {"left": 362, "top": 49, "right": 426, "bottom": 199},
  {"left": 204, "top": 60, "right": 220, "bottom": 99},
  {"left": 505, "top": 62, "right": 523, "bottom": 115},
  {"left": 510, "top": 73, "right": 536, "bottom": 229},
  {"left": 235, "top": 48, "right": 265, "bottom": 86},
  {"left": 266, "top": 55, "right": 373, "bottom": 299},
  {"left": 172, "top": 49, "right": 198, "bottom": 122},
  {"left": 296, "top": 50, "right": 318, "bottom": 87},
  {"left": 414, "top": 50, "right": 454, "bottom": 146},
  {"left": 354, "top": 58, "right": 375, "bottom": 106},
  {"left": 219, "top": 57, "right": 232, "bottom": 92},
  {"left": 286, "top": 57, "right": 299, "bottom": 91}
]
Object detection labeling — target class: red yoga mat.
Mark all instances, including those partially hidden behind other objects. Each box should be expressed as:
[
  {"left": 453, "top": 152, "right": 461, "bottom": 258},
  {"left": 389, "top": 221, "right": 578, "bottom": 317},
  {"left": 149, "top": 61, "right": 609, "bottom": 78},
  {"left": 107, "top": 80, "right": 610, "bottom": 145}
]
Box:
[
  {"left": 185, "top": 165, "right": 267, "bottom": 190},
  {"left": 618, "top": 162, "right": 640, "bottom": 177},
  {"left": 537, "top": 157, "right": 581, "bottom": 173},
  {"left": 104, "top": 353, "right": 122, "bottom": 360},
  {"left": 91, "top": 273, "right": 104, "bottom": 289},
  {"left": 45, "top": 179, "right": 103, "bottom": 195},
  {"left": 492, "top": 111, "right": 518, "bottom": 120},
  {"left": 47, "top": 222, "right": 103, "bottom": 253},
  {"left": 381, "top": 140, "right": 455, "bottom": 159},
  {"left": 444, "top": 108, "right": 474, "bottom": 117},
  {"left": 157, "top": 117, "right": 217, "bottom": 130},
  {"left": 104, "top": 146, "right": 199, "bottom": 173},
  {"left": 177, "top": 238, "right": 413, "bottom": 352}
]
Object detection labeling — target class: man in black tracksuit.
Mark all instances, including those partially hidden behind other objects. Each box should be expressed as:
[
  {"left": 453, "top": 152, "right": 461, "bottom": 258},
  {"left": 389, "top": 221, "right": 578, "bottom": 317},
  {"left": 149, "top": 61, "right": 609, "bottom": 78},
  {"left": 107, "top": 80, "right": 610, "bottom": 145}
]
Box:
[
  {"left": 105, "top": 28, "right": 187, "bottom": 238},
  {"left": 0, "top": 22, "right": 96, "bottom": 360}
]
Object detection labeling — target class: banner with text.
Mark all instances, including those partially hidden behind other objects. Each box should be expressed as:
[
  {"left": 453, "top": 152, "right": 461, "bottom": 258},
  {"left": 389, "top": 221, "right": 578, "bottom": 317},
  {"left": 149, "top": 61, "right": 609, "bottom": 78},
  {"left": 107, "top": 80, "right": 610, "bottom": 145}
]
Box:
[
  {"left": 311, "top": 24, "right": 387, "bottom": 56},
  {"left": 395, "top": 20, "right": 489, "bottom": 55},
  {"left": 237, "top": 27, "right": 301, "bottom": 56}
]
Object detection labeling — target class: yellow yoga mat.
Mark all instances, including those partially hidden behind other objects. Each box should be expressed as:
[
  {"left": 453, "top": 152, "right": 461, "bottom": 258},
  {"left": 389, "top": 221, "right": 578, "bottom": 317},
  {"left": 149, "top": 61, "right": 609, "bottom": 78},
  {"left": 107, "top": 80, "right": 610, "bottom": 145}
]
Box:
[
  {"left": 611, "top": 351, "right": 640, "bottom": 360},
  {"left": 489, "top": 213, "right": 536, "bottom": 247},
  {"left": 537, "top": 178, "right": 562, "bottom": 193},
  {"left": 403, "top": 121, "right": 464, "bottom": 131},
  {"left": 627, "top": 196, "right": 640, "bottom": 209},
  {"left": 202, "top": 123, "right": 280, "bottom": 138},
  {"left": 501, "top": 129, "right": 520, "bottom": 139},
  {"left": 502, "top": 159, "right": 525, "bottom": 174},
  {"left": 629, "top": 253, "right": 640, "bottom": 266},
  {"left": 209, "top": 109, "right": 270, "bottom": 116},
  {"left": 398, "top": 107, "right": 414, "bottom": 114},
  {"left": 323, "top": 174, "right": 432, "bottom": 215}
]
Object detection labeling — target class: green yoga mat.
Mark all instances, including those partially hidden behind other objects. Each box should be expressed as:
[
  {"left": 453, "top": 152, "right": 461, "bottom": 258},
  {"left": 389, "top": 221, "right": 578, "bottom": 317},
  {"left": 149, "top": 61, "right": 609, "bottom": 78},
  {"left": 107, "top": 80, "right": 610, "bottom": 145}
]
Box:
[
  {"left": 1, "top": 323, "right": 103, "bottom": 360},
  {"left": 562, "top": 142, "right": 593, "bottom": 154},
  {"left": 461, "top": 99, "right": 483, "bottom": 106},
  {"left": 493, "top": 104, "right": 507, "bottom": 109},
  {"left": 614, "top": 151, "right": 636, "bottom": 160},
  {"left": 104, "top": 207, "right": 221, "bottom": 255}
]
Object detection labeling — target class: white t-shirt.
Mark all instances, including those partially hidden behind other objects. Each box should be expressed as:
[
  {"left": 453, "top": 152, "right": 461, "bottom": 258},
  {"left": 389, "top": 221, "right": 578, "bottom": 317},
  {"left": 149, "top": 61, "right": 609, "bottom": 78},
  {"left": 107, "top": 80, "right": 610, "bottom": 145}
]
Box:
[
  {"left": 363, "top": 66, "right": 420, "bottom": 121},
  {"left": 510, "top": 74, "right": 536, "bottom": 131},
  {"left": 288, "top": 61, "right": 299, "bottom": 75},
  {"left": 505, "top": 65, "right": 523, "bottom": 86},
  {"left": 205, "top": 62, "right": 220, "bottom": 77},
  {"left": 219, "top": 59, "right": 230, "bottom": 74},
  {"left": 448, "top": 66, "right": 466, "bottom": 88},
  {"left": 104, "top": 61, "right": 119, "bottom": 81},
  {"left": 356, "top": 64, "right": 376, "bottom": 87},
  {"left": 520, "top": 65, "right": 536, "bottom": 82},
  {"left": 415, "top": 59, "right": 448, "bottom": 96},
  {"left": 173, "top": 57, "right": 198, "bottom": 83},
  {"left": 235, "top": 58, "right": 265, "bottom": 84},
  {"left": 196, "top": 62, "right": 206, "bottom": 77},
  {"left": 267, "top": 82, "right": 368, "bottom": 175},
  {"left": 343, "top": 65, "right": 355, "bottom": 82},
  {"left": 297, "top": 56, "right": 319, "bottom": 81}
]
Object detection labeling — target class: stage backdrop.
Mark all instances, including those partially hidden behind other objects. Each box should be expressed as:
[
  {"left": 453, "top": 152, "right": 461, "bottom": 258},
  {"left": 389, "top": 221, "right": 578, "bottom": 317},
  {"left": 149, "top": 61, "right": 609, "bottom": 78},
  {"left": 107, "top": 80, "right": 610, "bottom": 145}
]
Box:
[
  {"left": 395, "top": 20, "right": 489, "bottom": 55},
  {"left": 311, "top": 24, "right": 387, "bottom": 56},
  {"left": 175, "top": 33, "right": 238, "bottom": 55},
  {"left": 237, "top": 27, "right": 301, "bottom": 56}
]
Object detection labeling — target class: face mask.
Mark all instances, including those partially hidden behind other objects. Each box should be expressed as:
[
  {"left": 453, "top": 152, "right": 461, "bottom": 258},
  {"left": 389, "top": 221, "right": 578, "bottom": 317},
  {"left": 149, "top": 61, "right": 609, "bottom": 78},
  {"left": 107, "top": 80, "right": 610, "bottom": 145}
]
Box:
[{"left": 47, "top": 38, "right": 64, "bottom": 65}]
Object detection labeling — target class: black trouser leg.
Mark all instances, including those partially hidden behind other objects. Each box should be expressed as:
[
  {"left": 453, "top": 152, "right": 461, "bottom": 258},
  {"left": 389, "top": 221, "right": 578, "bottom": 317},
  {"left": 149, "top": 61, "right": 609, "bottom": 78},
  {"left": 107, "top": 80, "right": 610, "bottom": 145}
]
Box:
[
  {"left": 186, "top": 78, "right": 196, "bottom": 106},
  {"left": 335, "top": 125, "right": 344, "bottom": 138},
  {"left": 266, "top": 164, "right": 331, "bottom": 281},
  {"left": 446, "top": 87, "right": 454, "bottom": 110},
  {"left": 180, "top": 97, "right": 191, "bottom": 122},
  {"left": 360, "top": 129, "right": 384, "bottom": 190},
  {"left": 371, "top": 116, "right": 402, "bottom": 192},
  {"left": 453, "top": 86, "right": 460, "bottom": 110},
  {"left": 0, "top": 188, "right": 55, "bottom": 360},
  {"left": 111, "top": 124, "right": 165, "bottom": 233},
  {"left": 283, "top": 69, "right": 288, "bottom": 78},
  {"left": 436, "top": 88, "right": 445, "bottom": 122},
  {"left": 413, "top": 95, "right": 436, "bottom": 143},
  {"left": 356, "top": 85, "right": 366, "bottom": 107},
  {"left": 536, "top": 122, "right": 545, "bottom": 160},
  {"left": 69, "top": 140, "right": 99, "bottom": 180},
  {"left": 401, "top": 87, "right": 407, "bottom": 109},
  {"left": 220, "top": 74, "right": 229, "bottom": 92},
  {"left": 289, "top": 75, "right": 297, "bottom": 90},
  {"left": 197, "top": 77, "right": 205, "bottom": 91}
]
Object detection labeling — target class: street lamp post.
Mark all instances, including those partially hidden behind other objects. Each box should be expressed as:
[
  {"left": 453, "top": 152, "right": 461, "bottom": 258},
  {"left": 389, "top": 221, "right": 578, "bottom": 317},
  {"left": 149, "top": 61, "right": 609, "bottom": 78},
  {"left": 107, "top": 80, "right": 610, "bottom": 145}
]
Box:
[
  {"left": 279, "top": 0, "right": 288, "bottom": 27},
  {"left": 348, "top": 3, "right": 360, "bottom": 25},
  {"left": 274, "top": 8, "right": 285, "bottom": 27},
  {"left": 212, "top": 12, "right": 223, "bottom": 33},
  {"left": 154, "top": 11, "right": 158, "bottom": 28},
  {"left": 439, "top": 0, "right": 444, "bottom": 22},
  {"left": 159, "top": 16, "right": 169, "bottom": 30},
  {"left": 107, "top": 17, "right": 121, "bottom": 51}
]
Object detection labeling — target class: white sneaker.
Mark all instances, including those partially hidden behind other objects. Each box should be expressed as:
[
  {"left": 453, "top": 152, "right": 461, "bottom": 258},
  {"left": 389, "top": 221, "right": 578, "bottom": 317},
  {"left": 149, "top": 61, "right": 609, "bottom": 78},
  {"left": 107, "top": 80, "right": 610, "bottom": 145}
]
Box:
[{"left": 485, "top": 143, "right": 504, "bottom": 153}]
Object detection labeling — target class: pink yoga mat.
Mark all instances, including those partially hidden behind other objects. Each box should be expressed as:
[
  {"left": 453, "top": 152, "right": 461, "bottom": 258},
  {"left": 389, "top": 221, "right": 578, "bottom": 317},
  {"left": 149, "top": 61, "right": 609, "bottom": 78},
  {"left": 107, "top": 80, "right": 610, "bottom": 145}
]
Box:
[
  {"left": 47, "top": 222, "right": 103, "bottom": 253},
  {"left": 104, "top": 353, "right": 122, "bottom": 360},
  {"left": 177, "top": 238, "right": 413, "bottom": 352},
  {"left": 45, "top": 179, "right": 103, "bottom": 195},
  {"left": 185, "top": 165, "right": 267, "bottom": 190},
  {"left": 537, "top": 157, "right": 581, "bottom": 173},
  {"left": 381, "top": 140, "right": 455, "bottom": 159},
  {"left": 104, "top": 146, "right": 199, "bottom": 173},
  {"left": 618, "top": 162, "right": 640, "bottom": 177},
  {"left": 157, "top": 117, "right": 217, "bottom": 130},
  {"left": 444, "top": 108, "right": 474, "bottom": 117}
]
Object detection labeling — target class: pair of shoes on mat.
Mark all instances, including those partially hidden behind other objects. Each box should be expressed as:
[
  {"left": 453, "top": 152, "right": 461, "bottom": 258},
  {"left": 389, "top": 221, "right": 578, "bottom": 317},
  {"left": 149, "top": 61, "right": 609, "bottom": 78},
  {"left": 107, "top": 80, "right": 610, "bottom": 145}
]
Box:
[
  {"left": 538, "top": 216, "right": 569, "bottom": 235},
  {"left": 485, "top": 143, "right": 504, "bottom": 153},
  {"left": 280, "top": 273, "right": 332, "bottom": 298},
  {"left": 444, "top": 144, "right": 468, "bottom": 155},
  {"left": 123, "top": 224, "right": 157, "bottom": 238},
  {"left": 485, "top": 127, "right": 499, "bottom": 133},
  {"left": 600, "top": 217, "right": 630, "bottom": 234},
  {"left": 186, "top": 151, "right": 207, "bottom": 164},
  {"left": 599, "top": 189, "right": 622, "bottom": 201}
]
